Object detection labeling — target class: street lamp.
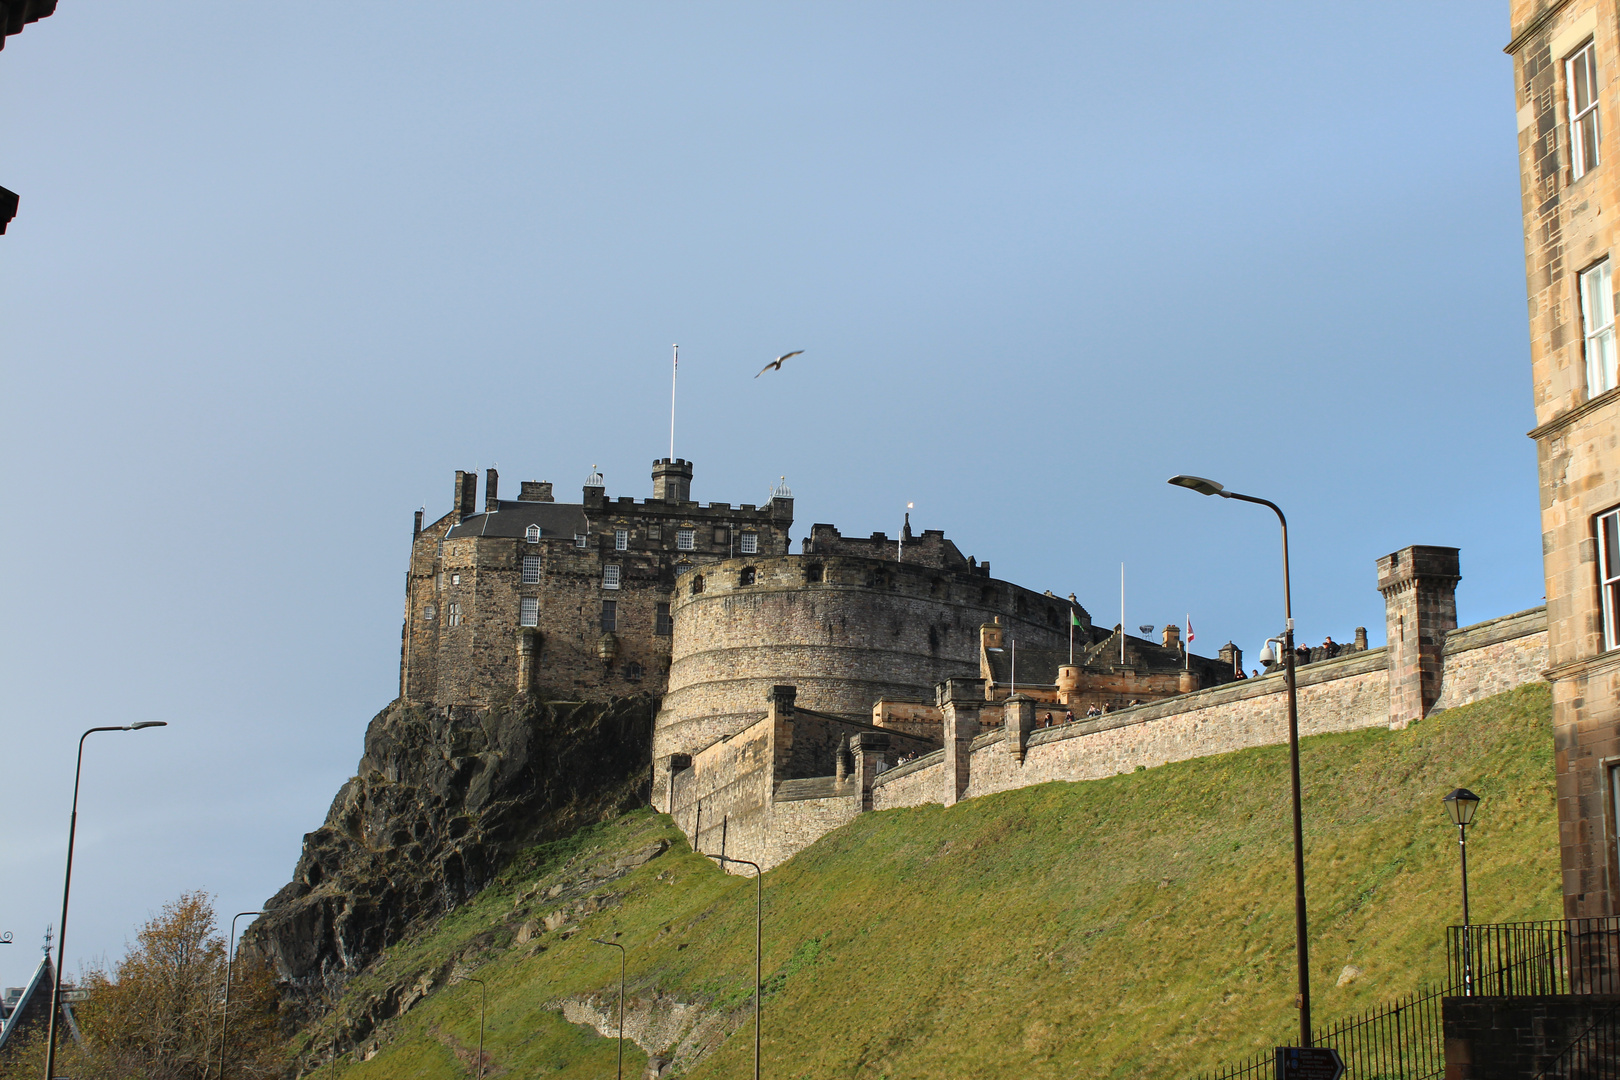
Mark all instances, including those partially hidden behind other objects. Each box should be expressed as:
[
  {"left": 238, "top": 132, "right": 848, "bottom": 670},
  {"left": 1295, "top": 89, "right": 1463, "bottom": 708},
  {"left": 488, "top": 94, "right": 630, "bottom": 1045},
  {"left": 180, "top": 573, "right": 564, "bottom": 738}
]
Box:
[
  {"left": 1444, "top": 787, "right": 1481, "bottom": 996},
  {"left": 44, "top": 721, "right": 168, "bottom": 1080},
  {"left": 704, "top": 852, "right": 761, "bottom": 1080},
  {"left": 456, "top": 975, "right": 488, "bottom": 1080},
  {"left": 216, "top": 910, "right": 264, "bottom": 1080},
  {"left": 1168, "top": 474, "right": 1314, "bottom": 1047},
  {"left": 591, "top": 938, "right": 627, "bottom": 1080}
]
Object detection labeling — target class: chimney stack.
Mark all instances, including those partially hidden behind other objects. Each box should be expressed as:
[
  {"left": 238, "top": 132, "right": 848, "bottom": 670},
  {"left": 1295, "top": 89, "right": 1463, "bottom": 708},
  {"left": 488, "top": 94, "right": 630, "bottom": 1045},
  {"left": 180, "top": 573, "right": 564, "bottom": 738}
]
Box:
[
  {"left": 452, "top": 470, "right": 478, "bottom": 523},
  {"left": 485, "top": 468, "right": 500, "bottom": 513}
]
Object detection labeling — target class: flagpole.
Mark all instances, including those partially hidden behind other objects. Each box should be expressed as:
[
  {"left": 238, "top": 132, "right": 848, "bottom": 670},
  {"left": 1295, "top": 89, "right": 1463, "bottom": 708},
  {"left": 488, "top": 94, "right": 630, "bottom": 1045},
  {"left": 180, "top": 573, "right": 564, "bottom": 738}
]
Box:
[
  {"left": 1185, "top": 613, "right": 1190, "bottom": 671},
  {"left": 670, "top": 344, "right": 679, "bottom": 460},
  {"left": 1068, "top": 611, "right": 1074, "bottom": 666},
  {"left": 1120, "top": 564, "right": 1125, "bottom": 665},
  {"left": 1011, "top": 639, "right": 1016, "bottom": 698}
]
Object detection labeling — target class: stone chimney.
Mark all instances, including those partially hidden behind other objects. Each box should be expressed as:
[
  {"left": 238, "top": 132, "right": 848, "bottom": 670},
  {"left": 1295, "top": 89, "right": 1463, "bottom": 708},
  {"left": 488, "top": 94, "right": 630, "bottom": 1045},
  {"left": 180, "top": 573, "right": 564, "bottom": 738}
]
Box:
[
  {"left": 1162, "top": 625, "right": 1181, "bottom": 649},
  {"left": 1354, "top": 627, "right": 1369, "bottom": 650},
  {"left": 936, "top": 677, "right": 984, "bottom": 806},
  {"left": 452, "top": 469, "right": 477, "bottom": 524},
  {"left": 653, "top": 458, "right": 693, "bottom": 503},
  {"left": 413, "top": 508, "right": 423, "bottom": 536},
  {"left": 1377, "top": 545, "right": 1460, "bottom": 729},
  {"left": 518, "top": 481, "right": 554, "bottom": 502},
  {"left": 485, "top": 468, "right": 500, "bottom": 513}
]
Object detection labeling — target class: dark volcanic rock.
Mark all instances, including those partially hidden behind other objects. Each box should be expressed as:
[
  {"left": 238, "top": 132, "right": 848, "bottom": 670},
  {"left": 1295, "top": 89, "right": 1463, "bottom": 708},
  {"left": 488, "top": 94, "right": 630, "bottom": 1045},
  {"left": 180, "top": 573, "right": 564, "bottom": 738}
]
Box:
[{"left": 245, "top": 693, "right": 655, "bottom": 1024}]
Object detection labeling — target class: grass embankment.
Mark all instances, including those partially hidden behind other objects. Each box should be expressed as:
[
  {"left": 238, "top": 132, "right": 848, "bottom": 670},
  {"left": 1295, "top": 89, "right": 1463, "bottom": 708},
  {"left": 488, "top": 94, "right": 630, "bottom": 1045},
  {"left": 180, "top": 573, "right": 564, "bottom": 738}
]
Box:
[{"left": 300, "top": 683, "right": 1558, "bottom": 1079}]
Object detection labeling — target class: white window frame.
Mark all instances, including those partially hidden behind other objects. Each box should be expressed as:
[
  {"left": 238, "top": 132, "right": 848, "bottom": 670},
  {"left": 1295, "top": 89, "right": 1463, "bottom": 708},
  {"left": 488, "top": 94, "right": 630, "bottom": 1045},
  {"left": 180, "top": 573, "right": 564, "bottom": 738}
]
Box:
[
  {"left": 447, "top": 602, "right": 462, "bottom": 627},
  {"left": 424, "top": 603, "right": 436, "bottom": 622},
  {"left": 676, "top": 528, "right": 695, "bottom": 551},
  {"left": 740, "top": 531, "right": 758, "bottom": 554},
  {"left": 1601, "top": 507, "right": 1620, "bottom": 650},
  {"left": 519, "top": 596, "right": 539, "bottom": 627},
  {"left": 521, "top": 554, "right": 541, "bottom": 584},
  {"left": 1584, "top": 259, "right": 1617, "bottom": 398},
  {"left": 615, "top": 528, "right": 629, "bottom": 551},
  {"left": 1570, "top": 40, "right": 1601, "bottom": 180},
  {"left": 603, "top": 565, "right": 621, "bottom": 590},
  {"left": 451, "top": 573, "right": 461, "bottom": 586},
  {"left": 574, "top": 533, "right": 587, "bottom": 548},
  {"left": 525, "top": 524, "right": 541, "bottom": 543}
]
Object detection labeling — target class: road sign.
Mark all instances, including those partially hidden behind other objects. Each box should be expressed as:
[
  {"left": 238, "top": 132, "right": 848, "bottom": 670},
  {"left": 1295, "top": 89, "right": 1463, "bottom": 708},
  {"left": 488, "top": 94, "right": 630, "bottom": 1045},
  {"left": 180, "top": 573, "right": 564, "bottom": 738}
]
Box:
[{"left": 1276, "top": 1046, "right": 1345, "bottom": 1080}]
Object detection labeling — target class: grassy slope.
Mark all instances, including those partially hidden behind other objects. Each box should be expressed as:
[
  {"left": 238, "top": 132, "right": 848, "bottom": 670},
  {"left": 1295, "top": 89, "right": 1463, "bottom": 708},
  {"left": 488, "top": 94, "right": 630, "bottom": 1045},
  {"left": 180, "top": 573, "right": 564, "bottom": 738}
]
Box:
[{"left": 302, "top": 683, "right": 1558, "bottom": 1079}]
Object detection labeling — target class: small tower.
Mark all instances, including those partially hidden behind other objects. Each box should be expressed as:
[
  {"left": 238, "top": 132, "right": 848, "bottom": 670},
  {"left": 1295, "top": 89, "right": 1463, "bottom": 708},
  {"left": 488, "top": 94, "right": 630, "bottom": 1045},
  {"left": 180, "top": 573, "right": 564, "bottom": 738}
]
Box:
[
  {"left": 1377, "top": 545, "right": 1460, "bottom": 729},
  {"left": 652, "top": 458, "right": 693, "bottom": 503}
]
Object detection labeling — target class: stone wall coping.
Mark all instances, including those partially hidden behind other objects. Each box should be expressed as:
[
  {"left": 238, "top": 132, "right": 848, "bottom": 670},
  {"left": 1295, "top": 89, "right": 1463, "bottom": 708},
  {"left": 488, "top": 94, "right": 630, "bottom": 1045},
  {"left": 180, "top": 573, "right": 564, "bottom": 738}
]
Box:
[
  {"left": 1442, "top": 605, "right": 1547, "bottom": 654},
  {"left": 774, "top": 776, "right": 848, "bottom": 803},
  {"left": 871, "top": 747, "right": 944, "bottom": 787}
]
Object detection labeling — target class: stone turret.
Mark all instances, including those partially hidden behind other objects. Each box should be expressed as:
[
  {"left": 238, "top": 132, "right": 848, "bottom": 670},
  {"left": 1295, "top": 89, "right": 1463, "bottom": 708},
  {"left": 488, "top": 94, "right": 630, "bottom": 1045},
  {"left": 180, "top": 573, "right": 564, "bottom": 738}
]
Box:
[
  {"left": 1377, "top": 545, "right": 1460, "bottom": 729},
  {"left": 652, "top": 458, "right": 693, "bottom": 503}
]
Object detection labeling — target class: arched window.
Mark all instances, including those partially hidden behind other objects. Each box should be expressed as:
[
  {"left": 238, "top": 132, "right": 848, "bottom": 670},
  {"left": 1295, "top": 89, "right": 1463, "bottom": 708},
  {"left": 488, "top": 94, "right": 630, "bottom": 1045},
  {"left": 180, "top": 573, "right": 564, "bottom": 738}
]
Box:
[
  {"left": 525, "top": 524, "right": 541, "bottom": 543},
  {"left": 739, "top": 566, "right": 756, "bottom": 586},
  {"left": 624, "top": 661, "right": 645, "bottom": 682},
  {"left": 691, "top": 575, "right": 704, "bottom": 595}
]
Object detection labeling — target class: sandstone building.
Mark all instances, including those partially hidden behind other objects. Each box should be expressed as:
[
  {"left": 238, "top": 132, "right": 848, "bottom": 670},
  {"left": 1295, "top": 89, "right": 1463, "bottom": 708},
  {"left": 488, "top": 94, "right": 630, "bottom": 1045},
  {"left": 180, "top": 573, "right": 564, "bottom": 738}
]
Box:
[{"left": 1508, "top": 0, "right": 1620, "bottom": 919}]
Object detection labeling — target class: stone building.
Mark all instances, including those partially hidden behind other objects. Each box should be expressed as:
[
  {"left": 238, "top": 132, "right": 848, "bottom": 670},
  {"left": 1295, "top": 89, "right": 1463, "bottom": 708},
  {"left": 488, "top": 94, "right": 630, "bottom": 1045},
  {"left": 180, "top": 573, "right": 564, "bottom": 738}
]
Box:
[
  {"left": 1508, "top": 0, "right": 1620, "bottom": 919},
  {"left": 400, "top": 459, "right": 793, "bottom": 707}
]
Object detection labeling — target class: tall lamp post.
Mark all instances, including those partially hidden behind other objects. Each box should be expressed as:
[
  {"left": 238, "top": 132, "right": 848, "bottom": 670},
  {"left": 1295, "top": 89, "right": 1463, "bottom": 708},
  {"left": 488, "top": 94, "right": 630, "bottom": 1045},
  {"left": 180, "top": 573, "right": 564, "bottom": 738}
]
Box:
[
  {"left": 591, "top": 938, "right": 627, "bottom": 1080},
  {"left": 45, "top": 721, "right": 168, "bottom": 1080},
  {"left": 704, "top": 852, "right": 761, "bottom": 1080},
  {"left": 456, "top": 975, "right": 487, "bottom": 1080},
  {"left": 1168, "top": 474, "right": 1314, "bottom": 1047},
  {"left": 1444, "top": 787, "right": 1481, "bottom": 996},
  {"left": 216, "top": 909, "right": 264, "bottom": 1080}
]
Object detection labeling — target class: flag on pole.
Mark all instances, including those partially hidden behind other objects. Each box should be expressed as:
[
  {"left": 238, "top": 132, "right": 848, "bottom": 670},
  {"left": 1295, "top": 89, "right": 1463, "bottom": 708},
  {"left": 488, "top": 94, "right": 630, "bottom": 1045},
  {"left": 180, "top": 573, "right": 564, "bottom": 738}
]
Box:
[{"left": 1186, "top": 616, "right": 1194, "bottom": 643}]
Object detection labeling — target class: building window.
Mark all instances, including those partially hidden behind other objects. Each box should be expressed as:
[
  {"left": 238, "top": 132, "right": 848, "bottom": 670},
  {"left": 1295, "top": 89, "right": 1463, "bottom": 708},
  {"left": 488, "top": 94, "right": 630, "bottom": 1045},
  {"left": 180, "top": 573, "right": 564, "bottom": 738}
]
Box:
[
  {"left": 575, "top": 533, "right": 587, "bottom": 548},
  {"left": 424, "top": 604, "right": 436, "bottom": 622},
  {"left": 804, "top": 563, "right": 823, "bottom": 583},
  {"left": 656, "top": 602, "right": 672, "bottom": 635},
  {"left": 615, "top": 528, "right": 628, "bottom": 551},
  {"left": 677, "top": 528, "right": 695, "bottom": 551},
  {"left": 601, "top": 599, "right": 617, "bottom": 632},
  {"left": 525, "top": 524, "right": 541, "bottom": 543},
  {"left": 519, "top": 597, "right": 539, "bottom": 627},
  {"left": 739, "top": 566, "right": 756, "bottom": 586},
  {"left": 691, "top": 574, "right": 704, "bottom": 595},
  {"left": 1584, "top": 260, "right": 1617, "bottom": 398},
  {"left": 448, "top": 602, "right": 462, "bottom": 627},
  {"left": 740, "top": 531, "right": 758, "bottom": 554},
  {"left": 521, "top": 555, "right": 540, "bottom": 584},
  {"left": 451, "top": 573, "right": 461, "bottom": 586},
  {"left": 714, "top": 526, "right": 729, "bottom": 546},
  {"left": 1601, "top": 508, "right": 1620, "bottom": 650},
  {"left": 624, "top": 661, "right": 644, "bottom": 682},
  {"left": 603, "top": 565, "right": 621, "bottom": 589},
  {"left": 1570, "top": 40, "right": 1601, "bottom": 179}
]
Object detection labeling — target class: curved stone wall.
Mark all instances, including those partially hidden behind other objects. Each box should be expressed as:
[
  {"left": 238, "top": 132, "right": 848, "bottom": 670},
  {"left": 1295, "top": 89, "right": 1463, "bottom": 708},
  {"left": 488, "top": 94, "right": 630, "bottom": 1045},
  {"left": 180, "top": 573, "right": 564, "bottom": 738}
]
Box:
[{"left": 654, "top": 554, "right": 1076, "bottom": 762}]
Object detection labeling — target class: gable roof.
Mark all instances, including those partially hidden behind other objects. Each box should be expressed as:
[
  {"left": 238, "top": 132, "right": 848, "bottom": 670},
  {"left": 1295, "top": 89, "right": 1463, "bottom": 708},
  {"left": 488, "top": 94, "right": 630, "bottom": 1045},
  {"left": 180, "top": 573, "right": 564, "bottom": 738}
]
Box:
[{"left": 444, "top": 500, "right": 589, "bottom": 541}]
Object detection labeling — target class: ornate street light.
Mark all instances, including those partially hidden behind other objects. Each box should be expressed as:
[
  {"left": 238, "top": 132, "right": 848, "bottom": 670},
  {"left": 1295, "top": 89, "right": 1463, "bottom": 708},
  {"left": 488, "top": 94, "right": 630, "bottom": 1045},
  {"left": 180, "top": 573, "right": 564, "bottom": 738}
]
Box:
[
  {"left": 1168, "top": 474, "right": 1314, "bottom": 1046},
  {"left": 1444, "top": 787, "right": 1482, "bottom": 995}
]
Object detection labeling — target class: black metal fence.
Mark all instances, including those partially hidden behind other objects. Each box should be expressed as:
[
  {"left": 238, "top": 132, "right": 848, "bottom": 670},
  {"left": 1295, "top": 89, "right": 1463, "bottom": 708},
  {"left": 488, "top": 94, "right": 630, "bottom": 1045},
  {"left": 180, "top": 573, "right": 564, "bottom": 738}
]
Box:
[
  {"left": 1448, "top": 918, "right": 1620, "bottom": 997},
  {"left": 1533, "top": 997, "right": 1620, "bottom": 1079},
  {"left": 1199, "top": 986, "right": 1446, "bottom": 1080}
]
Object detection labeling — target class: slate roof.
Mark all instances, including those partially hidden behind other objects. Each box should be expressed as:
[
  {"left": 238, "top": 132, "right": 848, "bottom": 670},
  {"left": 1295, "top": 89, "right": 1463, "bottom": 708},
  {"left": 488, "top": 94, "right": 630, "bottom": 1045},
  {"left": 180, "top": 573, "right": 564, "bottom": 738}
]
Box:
[
  {"left": 444, "top": 500, "right": 589, "bottom": 541},
  {"left": 1, "top": 0, "right": 57, "bottom": 52},
  {"left": 0, "top": 953, "right": 78, "bottom": 1052},
  {"left": 985, "top": 627, "right": 1232, "bottom": 687}
]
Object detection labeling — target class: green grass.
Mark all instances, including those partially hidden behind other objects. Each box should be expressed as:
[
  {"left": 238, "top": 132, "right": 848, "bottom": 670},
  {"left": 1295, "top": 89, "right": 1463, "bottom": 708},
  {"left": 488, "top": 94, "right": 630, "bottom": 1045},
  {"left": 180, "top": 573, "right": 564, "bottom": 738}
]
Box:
[{"left": 299, "top": 683, "right": 1558, "bottom": 1079}]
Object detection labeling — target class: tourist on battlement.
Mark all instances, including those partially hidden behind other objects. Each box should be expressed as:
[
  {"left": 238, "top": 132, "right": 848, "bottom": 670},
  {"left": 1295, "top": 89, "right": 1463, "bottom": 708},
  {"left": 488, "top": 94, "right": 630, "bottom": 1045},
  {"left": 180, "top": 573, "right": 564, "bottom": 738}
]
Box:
[
  {"left": 1063, "top": 710, "right": 1074, "bottom": 725},
  {"left": 1322, "top": 635, "right": 1339, "bottom": 658}
]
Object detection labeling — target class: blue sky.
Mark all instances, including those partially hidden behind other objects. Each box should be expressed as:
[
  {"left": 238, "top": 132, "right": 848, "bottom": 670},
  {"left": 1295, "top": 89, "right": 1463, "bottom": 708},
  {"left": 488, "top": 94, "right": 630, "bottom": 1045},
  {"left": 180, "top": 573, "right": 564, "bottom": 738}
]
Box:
[{"left": 0, "top": 3, "right": 1533, "bottom": 988}]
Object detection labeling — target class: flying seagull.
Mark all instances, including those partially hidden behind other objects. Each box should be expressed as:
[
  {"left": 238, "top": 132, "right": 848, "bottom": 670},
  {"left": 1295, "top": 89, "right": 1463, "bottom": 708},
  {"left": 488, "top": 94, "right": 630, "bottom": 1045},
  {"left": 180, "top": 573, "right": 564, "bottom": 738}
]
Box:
[{"left": 755, "top": 350, "right": 804, "bottom": 378}]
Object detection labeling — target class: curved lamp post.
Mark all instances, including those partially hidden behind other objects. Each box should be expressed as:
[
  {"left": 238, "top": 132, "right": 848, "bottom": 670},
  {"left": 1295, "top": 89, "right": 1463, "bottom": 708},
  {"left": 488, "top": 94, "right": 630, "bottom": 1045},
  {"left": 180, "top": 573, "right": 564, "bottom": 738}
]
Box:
[
  {"left": 216, "top": 909, "right": 265, "bottom": 1080},
  {"left": 1168, "top": 474, "right": 1314, "bottom": 1046},
  {"left": 44, "top": 721, "right": 167, "bottom": 1080},
  {"left": 704, "top": 852, "right": 761, "bottom": 1080},
  {"left": 591, "top": 938, "right": 627, "bottom": 1080},
  {"left": 456, "top": 974, "right": 488, "bottom": 1080},
  {"left": 1444, "top": 787, "right": 1481, "bottom": 996}
]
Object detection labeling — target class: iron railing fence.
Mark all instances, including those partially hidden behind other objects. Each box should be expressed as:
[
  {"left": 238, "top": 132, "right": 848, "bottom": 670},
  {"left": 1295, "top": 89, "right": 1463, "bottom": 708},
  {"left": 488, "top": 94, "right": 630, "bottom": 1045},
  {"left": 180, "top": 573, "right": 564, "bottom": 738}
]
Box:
[
  {"left": 1533, "top": 997, "right": 1620, "bottom": 1079},
  {"left": 1199, "top": 986, "right": 1446, "bottom": 1080},
  {"left": 1449, "top": 918, "right": 1620, "bottom": 997}
]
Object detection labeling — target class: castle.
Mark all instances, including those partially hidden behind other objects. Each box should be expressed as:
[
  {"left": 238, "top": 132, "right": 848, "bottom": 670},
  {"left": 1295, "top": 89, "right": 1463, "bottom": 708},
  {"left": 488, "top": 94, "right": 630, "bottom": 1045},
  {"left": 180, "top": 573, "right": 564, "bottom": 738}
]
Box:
[{"left": 399, "top": 458, "right": 1241, "bottom": 784}]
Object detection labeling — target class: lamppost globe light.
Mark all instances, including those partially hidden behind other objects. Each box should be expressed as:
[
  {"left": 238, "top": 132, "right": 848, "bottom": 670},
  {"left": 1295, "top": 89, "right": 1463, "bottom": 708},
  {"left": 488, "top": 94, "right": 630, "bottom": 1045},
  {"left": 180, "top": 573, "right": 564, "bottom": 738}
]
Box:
[
  {"left": 128, "top": 721, "right": 167, "bottom": 730},
  {"left": 1445, "top": 787, "right": 1482, "bottom": 827},
  {"left": 1168, "top": 474, "right": 1227, "bottom": 497}
]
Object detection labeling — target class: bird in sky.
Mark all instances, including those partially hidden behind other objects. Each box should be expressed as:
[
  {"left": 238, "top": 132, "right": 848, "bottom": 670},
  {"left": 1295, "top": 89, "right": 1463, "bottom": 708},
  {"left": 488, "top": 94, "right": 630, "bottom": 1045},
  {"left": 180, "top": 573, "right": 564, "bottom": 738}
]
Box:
[{"left": 755, "top": 350, "right": 804, "bottom": 378}]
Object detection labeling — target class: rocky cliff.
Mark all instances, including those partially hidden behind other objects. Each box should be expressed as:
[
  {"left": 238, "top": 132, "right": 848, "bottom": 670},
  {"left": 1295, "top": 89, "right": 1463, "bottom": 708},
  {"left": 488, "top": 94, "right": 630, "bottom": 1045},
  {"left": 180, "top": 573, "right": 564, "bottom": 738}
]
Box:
[{"left": 247, "top": 693, "right": 656, "bottom": 1024}]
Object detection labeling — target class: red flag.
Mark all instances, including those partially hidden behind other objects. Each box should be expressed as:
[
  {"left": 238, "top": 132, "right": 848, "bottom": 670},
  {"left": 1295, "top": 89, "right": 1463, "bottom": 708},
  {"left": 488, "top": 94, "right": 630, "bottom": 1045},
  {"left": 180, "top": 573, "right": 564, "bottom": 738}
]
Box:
[{"left": 1186, "top": 616, "right": 1194, "bottom": 643}]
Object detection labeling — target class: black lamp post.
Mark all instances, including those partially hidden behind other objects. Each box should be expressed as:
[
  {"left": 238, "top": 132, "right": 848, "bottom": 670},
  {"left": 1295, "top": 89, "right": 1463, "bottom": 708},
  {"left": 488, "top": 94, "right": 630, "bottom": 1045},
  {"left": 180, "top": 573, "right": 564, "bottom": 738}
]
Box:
[
  {"left": 1168, "top": 474, "right": 1313, "bottom": 1047},
  {"left": 216, "top": 909, "right": 264, "bottom": 1080},
  {"left": 44, "top": 721, "right": 168, "bottom": 1080},
  {"left": 704, "top": 852, "right": 762, "bottom": 1080},
  {"left": 1444, "top": 787, "right": 1481, "bottom": 996},
  {"left": 591, "top": 938, "right": 627, "bottom": 1080},
  {"left": 456, "top": 975, "right": 488, "bottom": 1080}
]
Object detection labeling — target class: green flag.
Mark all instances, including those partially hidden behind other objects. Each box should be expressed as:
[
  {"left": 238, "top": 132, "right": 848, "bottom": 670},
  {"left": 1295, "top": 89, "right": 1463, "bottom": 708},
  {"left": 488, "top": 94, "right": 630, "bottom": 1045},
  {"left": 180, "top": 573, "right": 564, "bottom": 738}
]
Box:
[{"left": 1070, "top": 611, "right": 1082, "bottom": 627}]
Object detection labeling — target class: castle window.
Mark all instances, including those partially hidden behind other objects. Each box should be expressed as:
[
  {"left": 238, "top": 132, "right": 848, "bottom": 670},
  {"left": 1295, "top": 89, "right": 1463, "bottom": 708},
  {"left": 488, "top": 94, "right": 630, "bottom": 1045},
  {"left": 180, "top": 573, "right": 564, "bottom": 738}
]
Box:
[
  {"left": 740, "top": 532, "right": 758, "bottom": 554},
  {"left": 677, "top": 528, "right": 695, "bottom": 551},
  {"left": 739, "top": 566, "right": 756, "bottom": 586},
  {"left": 714, "top": 526, "right": 729, "bottom": 546},
  {"left": 615, "top": 529, "right": 628, "bottom": 551},
  {"left": 519, "top": 597, "right": 539, "bottom": 627},
  {"left": 525, "top": 524, "right": 541, "bottom": 543},
  {"left": 603, "top": 565, "right": 621, "bottom": 590},
  {"left": 451, "top": 573, "right": 461, "bottom": 586},
  {"left": 804, "top": 563, "right": 823, "bottom": 584},
  {"left": 1600, "top": 508, "right": 1620, "bottom": 650},
  {"left": 691, "top": 574, "right": 704, "bottom": 595},
  {"left": 575, "top": 533, "right": 587, "bottom": 548},
  {"left": 601, "top": 599, "right": 617, "bottom": 632},
  {"left": 448, "top": 602, "right": 462, "bottom": 627},
  {"left": 1569, "top": 40, "right": 1601, "bottom": 179},
  {"left": 624, "top": 661, "right": 644, "bottom": 682},
  {"left": 521, "top": 555, "right": 541, "bottom": 584},
  {"left": 656, "top": 602, "right": 672, "bottom": 636},
  {"left": 424, "top": 604, "right": 436, "bottom": 622},
  {"left": 1583, "top": 260, "right": 1617, "bottom": 398}
]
